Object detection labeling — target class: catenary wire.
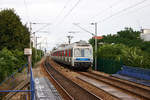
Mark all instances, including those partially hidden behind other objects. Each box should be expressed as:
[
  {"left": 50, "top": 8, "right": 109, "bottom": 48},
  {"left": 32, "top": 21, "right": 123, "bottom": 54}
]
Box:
[
  {"left": 90, "top": 0, "right": 121, "bottom": 21},
  {"left": 23, "top": 0, "right": 30, "bottom": 24},
  {"left": 58, "top": 0, "right": 82, "bottom": 24},
  {"left": 97, "top": 0, "right": 147, "bottom": 23},
  {"left": 53, "top": 0, "right": 72, "bottom": 24}
]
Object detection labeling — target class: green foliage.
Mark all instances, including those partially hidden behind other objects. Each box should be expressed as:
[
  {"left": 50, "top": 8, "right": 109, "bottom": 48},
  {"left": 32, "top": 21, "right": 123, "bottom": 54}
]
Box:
[
  {"left": 89, "top": 27, "right": 150, "bottom": 69},
  {"left": 0, "top": 48, "right": 18, "bottom": 82},
  {"left": 97, "top": 44, "right": 150, "bottom": 69},
  {"left": 117, "top": 27, "right": 140, "bottom": 39},
  {"left": 0, "top": 9, "right": 30, "bottom": 50},
  {"left": 11, "top": 49, "right": 26, "bottom": 69},
  {"left": 89, "top": 27, "right": 145, "bottom": 48},
  {"left": 32, "top": 47, "right": 44, "bottom": 67},
  {"left": 0, "top": 9, "right": 30, "bottom": 83}
]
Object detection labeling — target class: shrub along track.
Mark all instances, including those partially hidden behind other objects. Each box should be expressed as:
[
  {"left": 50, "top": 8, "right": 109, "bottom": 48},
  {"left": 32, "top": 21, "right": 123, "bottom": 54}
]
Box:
[
  {"left": 42, "top": 57, "right": 102, "bottom": 100},
  {"left": 78, "top": 71, "right": 150, "bottom": 100}
]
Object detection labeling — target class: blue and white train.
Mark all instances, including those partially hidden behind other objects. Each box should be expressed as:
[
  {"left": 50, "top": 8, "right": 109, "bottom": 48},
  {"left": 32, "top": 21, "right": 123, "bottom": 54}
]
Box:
[{"left": 51, "top": 40, "right": 93, "bottom": 70}]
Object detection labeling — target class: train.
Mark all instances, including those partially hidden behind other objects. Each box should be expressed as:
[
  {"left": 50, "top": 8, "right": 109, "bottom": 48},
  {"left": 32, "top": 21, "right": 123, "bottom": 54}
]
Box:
[{"left": 51, "top": 40, "right": 93, "bottom": 70}]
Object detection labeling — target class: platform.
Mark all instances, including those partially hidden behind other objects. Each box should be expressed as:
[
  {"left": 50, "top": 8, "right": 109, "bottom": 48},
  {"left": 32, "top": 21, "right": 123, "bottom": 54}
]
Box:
[
  {"left": 77, "top": 75, "right": 139, "bottom": 100},
  {"left": 34, "top": 77, "right": 62, "bottom": 100},
  {"left": 112, "top": 74, "right": 150, "bottom": 87}
]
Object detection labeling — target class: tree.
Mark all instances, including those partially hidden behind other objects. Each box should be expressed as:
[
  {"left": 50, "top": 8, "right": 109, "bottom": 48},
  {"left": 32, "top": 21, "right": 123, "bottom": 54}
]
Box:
[
  {"left": 89, "top": 27, "right": 150, "bottom": 69},
  {"left": 89, "top": 27, "right": 150, "bottom": 53},
  {"left": 0, "top": 9, "right": 30, "bottom": 83},
  {"left": 0, "top": 9, "right": 30, "bottom": 51},
  {"left": 0, "top": 48, "right": 18, "bottom": 82},
  {"left": 97, "top": 44, "right": 150, "bottom": 69}
]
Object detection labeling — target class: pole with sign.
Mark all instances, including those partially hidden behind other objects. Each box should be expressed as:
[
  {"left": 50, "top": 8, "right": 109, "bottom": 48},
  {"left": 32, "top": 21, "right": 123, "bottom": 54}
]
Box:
[{"left": 24, "top": 48, "right": 32, "bottom": 73}]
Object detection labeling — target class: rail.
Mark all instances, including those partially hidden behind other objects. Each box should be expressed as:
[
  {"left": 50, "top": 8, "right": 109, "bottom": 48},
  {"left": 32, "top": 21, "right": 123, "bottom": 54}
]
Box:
[
  {"left": 0, "top": 64, "right": 35, "bottom": 100},
  {"left": 44, "top": 60, "right": 102, "bottom": 100},
  {"left": 79, "top": 71, "right": 150, "bottom": 100}
]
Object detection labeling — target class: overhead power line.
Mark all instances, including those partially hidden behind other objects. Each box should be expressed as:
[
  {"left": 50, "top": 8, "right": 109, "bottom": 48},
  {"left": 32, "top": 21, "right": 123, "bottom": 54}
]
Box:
[
  {"left": 73, "top": 23, "right": 94, "bottom": 36},
  {"left": 23, "top": 0, "right": 30, "bottom": 23},
  {"left": 90, "top": 0, "right": 121, "bottom": 20},
  {"left": 33, "top": 23, "right": 51, "bottom": 33},
  {"left": 53, "top": 0, "right": 71, "bottom": 23},
  {"left": 59, "top": 0, "right": 82, "bottom": 23},
  {"left": 98, "top": 0, "right": 147, "bottom": 23}
]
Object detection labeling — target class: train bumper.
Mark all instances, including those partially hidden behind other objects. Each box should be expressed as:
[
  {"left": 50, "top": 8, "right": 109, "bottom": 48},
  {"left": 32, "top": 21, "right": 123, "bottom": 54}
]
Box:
[{"left": 74, "top": 62, "right": 92, "bottom": 69}]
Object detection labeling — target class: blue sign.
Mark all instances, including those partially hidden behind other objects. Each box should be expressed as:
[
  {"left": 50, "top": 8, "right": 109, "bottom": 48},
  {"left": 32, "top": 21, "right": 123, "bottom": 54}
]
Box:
[{"left": 76, "top": 58, "right": 90, "bottom": 61}]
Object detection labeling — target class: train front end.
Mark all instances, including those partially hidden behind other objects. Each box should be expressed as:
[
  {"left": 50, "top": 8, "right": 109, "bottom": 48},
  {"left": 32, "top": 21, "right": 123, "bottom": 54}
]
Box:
[{"left": 73, "top": 45, "right": 93, "bottom": 70}]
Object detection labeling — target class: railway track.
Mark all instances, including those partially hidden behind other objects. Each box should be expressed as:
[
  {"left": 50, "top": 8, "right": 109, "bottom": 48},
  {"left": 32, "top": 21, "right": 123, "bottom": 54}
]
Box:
[
  {"left": 78, "top": 71, "right": 150, "bottom": 100},
  {"left": 43, "top": 59, "right": 102, "bottom": 100}
]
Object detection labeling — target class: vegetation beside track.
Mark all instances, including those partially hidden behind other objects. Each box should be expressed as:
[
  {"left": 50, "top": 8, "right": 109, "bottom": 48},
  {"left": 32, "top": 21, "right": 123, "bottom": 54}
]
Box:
[
  {"left": 89, "top": 28, "right": 150, "bottom": 69},
  {"left": 0, "top": 9, "right": 43, "bottom": 84}
]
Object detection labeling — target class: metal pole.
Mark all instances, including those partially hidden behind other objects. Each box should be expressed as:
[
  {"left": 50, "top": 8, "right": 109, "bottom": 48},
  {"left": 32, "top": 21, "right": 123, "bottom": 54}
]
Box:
[
  {"left": 28, "top": 55, "right": 31, "bottom": 73},
  {"left": 35, "top": 36, "right": 37, "bottom": 62},
  {"left": 29, "top": 22, "right": 32, "bottom": 48},
  {"left": 95, "top": 23, "right": 97, "bottom": 71}
]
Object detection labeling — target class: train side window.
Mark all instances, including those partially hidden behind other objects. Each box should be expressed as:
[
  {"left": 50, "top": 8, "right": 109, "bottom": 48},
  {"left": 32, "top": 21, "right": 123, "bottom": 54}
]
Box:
[
  {"left": 69, "top": 50, "right": 70, "bottom": 57},
  {"left": 71, "top": 49, "right": 72, "bottom": 57},
  {"left": 66, "top": 50, "right": 67, "bottom": 56},
  {"left": 62, "top": 51, "right": 63, "bottom": 56},
  {"left": 67, "top": 50, "right": 69, "bottom": 57},
  {"left": 64, "top": 50, "right": 65, "bottom": 56}
]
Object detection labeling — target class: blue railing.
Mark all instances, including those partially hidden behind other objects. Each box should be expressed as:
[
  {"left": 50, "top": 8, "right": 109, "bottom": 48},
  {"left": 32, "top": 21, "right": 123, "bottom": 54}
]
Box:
[
  {"left": 30, "top": 66, "right": 35, "bottom": 100},
  {"left": 0, "top": 64, "right": 35, "bottom": 100},
  {"left": 0, "top": 64, "right": 27, "bottom": 86},
  {"left": 117, "top": 65, "right": 150, "bottom": 80}
]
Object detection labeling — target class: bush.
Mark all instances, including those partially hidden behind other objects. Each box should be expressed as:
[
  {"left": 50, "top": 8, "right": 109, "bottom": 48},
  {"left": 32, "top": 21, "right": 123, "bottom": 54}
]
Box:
[
  {"left": 0, "top": 48, "right": 18, "bottom": 82},
  {"left": 32, "top": 47, "right": 44, "bottom": 67},
  {"left": 97, "top": 44, "right": 150, "bottom": 69}
]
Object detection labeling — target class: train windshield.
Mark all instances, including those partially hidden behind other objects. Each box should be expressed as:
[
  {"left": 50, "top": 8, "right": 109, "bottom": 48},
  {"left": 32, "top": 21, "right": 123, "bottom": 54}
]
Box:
[
  {"left": 74, "top": 48, "right": 92, "bottom": 57},
  {"left": 84, "top": 48, "right": 92, "bottom": 57},
  {"left": 74, "top": 48, "right": 81, "bottom": 57}
]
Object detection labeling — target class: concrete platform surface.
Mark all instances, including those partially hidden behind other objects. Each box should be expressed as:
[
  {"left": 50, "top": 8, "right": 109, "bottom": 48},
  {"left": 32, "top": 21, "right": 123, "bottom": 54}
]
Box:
[
  {"left": 77, "top": 76, "right": 139, "bottom": 100},
  {"left": 34, "top": 77, "right": 62, "bottom": 100}
]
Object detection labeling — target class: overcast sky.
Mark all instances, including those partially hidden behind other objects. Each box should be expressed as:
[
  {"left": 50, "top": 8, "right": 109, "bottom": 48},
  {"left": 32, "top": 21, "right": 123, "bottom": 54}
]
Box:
[{"left": 1, "top": 0, "right": 150, "bottom": 50}]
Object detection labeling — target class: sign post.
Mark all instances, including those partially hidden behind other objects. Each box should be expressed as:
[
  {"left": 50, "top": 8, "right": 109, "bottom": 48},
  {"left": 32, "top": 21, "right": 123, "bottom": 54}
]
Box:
[
  {"left": 24, "top": 48, "right": 32, "bottom": 99},
  {"left": 24, "top": 48, "right": 32, "bottom": 73}
]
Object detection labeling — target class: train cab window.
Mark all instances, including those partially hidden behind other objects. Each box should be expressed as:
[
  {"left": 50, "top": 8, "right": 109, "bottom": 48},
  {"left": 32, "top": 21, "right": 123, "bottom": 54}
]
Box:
[
  {"left": 74, "top": 48, "right": 81, "bottom": 57},
  {"left": 84, "top": 48, "right": 92, "bottom": 57}
]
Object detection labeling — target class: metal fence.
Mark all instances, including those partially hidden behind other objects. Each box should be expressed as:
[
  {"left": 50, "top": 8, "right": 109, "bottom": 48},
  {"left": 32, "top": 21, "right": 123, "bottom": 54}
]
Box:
[
  {"left": 117, "top": 65, "right": 150, "bottom": 80},
  {"left": 93, "top": 57, "right": 122, "bottom": 74},
  {"left": 0, "top": 64, "right": 35, "bottom": 100},
  {"left": 0, "top": 64, "right": 27, "bottom": 89}
]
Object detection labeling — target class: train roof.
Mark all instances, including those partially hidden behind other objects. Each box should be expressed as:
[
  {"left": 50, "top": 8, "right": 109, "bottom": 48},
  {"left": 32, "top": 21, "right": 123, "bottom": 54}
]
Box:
[{"left": 52, "top": 40, "right": 92, "bottom": 52}]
